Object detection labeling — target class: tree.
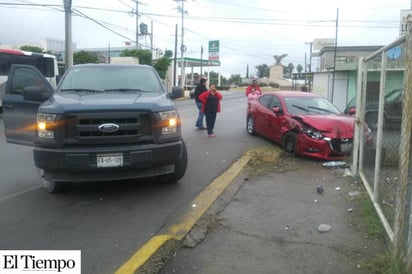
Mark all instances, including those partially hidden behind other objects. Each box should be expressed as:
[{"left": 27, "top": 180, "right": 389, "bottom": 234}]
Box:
[
  {"left": 229, "top": 74, "right": 241, "bottom": 85},
  {"left": 73, "top": 51, "right": 99, "bottom": 64},
  {"left": 120, "top": 49, "right": 152, "bottom": 65},
  {"left": 296, "top": 64, "right": 303, "bottom": 73},
  {"left": 153, "top": 50, "right": 173, "bottom": 79},
  {"left": 20, "top": 45, "right": 44, "bottom": 53},
  {"left": 283, "top": 62, "right": 295, "bottom": 79},
  {"left": 255, "top": 64, "right": 269, "bottom": 78}
]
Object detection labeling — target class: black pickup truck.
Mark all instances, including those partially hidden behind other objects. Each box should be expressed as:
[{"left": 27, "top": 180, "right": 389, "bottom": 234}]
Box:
[{"left": 2, "top": 63, "right": 187, "bottom": 193}]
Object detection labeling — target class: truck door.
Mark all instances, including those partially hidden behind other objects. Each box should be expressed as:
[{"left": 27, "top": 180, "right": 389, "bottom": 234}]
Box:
[{"left": 2, "top": 65, "right": 53, "bottom": 145}]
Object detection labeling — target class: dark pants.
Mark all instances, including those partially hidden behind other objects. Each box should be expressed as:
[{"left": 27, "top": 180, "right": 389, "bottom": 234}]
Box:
[{"left": 205, "top": 111, "right": 217, "bottom": 135}]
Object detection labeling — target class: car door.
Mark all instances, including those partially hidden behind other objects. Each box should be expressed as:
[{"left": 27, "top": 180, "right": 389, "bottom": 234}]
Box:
[
  {"left": 2, "top": 65, "right": 53, "bottom": 145},
  {"left": 253, "top": 94, "right": 274, "bottom": 137},
  {"left": 266, "top": 94, "right": 284, "bottom": 143}
]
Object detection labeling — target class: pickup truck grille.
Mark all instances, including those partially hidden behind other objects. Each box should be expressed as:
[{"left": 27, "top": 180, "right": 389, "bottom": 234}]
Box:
[
  {"left": 78, "top": 118, "right": 139, "bottom": 137},
  {"left": 63, "top": 112, "right": 153, "bottom": 145}
]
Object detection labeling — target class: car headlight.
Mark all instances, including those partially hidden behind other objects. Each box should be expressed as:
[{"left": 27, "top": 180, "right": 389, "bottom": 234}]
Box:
[
  {"left": 302, "top": 126, "right": 324, "bottom": 140},
  {"left": 159, "top": 110, "right": 178, "bottom": 135},
  {"left": 37, "top": 113, "right": 56, "bottom": 138}
]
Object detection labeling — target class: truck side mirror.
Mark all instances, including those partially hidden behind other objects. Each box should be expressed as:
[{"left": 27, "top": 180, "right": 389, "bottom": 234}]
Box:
[
  {"left": 23, "top": 86, "right": 51, "bottom": 101},
  {"left": 171, "top": 86, "right": 183, "bottom": 99}
]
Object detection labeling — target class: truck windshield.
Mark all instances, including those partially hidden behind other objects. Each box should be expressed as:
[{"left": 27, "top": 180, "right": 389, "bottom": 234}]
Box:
[{"left": 59, "top": 66, "right": 163, "bottom": 93}]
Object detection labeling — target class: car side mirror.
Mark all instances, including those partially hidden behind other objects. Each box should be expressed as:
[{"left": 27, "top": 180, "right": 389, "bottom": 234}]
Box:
[
  {"left": 23, "top": 86, "right": 51, "bottom": 101},
  {"left": 273, "top": 106, "right": 281, "bottom": 114},
  {"left": 348, "top": 107, "right": 356, "bottom": 115}
]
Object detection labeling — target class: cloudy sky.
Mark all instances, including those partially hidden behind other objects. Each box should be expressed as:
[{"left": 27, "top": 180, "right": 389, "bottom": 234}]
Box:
[{"left": 0, "top": 0, "right": 410, "bottom": 77}]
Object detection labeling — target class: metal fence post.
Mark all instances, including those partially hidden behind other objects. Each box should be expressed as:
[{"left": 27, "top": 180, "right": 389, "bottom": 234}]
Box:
[{"left": 394, "top": 26, "right": 412, "bottom": 272}]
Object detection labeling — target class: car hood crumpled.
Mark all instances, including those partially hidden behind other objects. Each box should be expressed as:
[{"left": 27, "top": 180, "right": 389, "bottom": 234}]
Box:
[{"left": 296, "top": 114, "right": 355, "bottom": 135}]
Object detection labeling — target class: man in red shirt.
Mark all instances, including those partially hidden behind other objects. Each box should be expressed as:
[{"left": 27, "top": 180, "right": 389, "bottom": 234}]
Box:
[{"left": 245, "top": 79, "right": 261, "bottom": 97}]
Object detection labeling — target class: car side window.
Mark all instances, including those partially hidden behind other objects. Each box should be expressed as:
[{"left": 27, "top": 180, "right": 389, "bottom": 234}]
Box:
[
  {"left": 8, "top": 67, "right": 44, "bottom": 95},
  {"left": 258, "top": 94, "right": 273, "bottom": 110},
  {"left": 269, "top": 96, "right": 281, "bottom": 109}
]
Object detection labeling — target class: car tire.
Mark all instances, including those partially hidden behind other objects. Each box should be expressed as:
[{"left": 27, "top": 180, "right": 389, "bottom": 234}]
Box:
[
  {"left": 157, "top": 139, "right": 188, "bottom": 184},
  {"left": 246, "top": 115, "right": 256, "bottom": 135},
  {"left": 365, "top": 112, "right": 378, "bottom": 131},
  {"left": 282, "top": 132, "right": 297, "bottom": 154},
  {"left": 38, "top": 168, "right": 70, "bottom": 193}
]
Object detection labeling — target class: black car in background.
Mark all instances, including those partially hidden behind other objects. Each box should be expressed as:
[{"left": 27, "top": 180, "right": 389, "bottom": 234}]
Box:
[{"left": 344, "top": 88, "right": 403, "bottom": 130}]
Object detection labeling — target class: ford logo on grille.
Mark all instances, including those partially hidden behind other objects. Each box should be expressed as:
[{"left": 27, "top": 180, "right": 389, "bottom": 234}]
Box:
[{"left": 98, "top": 123, "right": 120, "bottom": 133}]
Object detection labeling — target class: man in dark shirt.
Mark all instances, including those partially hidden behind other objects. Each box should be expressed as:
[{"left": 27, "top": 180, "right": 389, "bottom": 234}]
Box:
[{"left": 193, "top": 78, "right": 208, "bottom": 129}]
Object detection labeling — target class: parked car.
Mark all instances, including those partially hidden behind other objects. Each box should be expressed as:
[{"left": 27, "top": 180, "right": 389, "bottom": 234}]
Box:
[
  {"left": 343, "top": 88, "right": 403, "bottom": 130},
  {"left": 246, "top": 91, "right": 372, "bottom": 160}
]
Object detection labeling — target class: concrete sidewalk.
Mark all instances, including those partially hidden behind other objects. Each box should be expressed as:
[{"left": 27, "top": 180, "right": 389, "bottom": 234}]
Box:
[{"left": 158, "top": 154, "right": 387, "bottom": 274}]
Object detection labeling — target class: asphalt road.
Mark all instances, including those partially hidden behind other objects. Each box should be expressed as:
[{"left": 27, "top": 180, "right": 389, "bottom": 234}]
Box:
[{"left": 0, "top": 90, "right": 270, "bottom": 274}]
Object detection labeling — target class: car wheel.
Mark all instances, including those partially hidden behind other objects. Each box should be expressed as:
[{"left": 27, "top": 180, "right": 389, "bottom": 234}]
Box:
[
  {"left": 38, "top": 168, "right": 70, "bottom": 193},
  {"left": 283, "top": 132, "right": 297, "bottom": 154},
  {"left": 158, "top": 139, "right": 188, "bottom": 184},
  {"left": 365, "top": 112, "right": 378, "bottom": 131},
  {"left": 247, "top": 115, "right": 256, "bottom": 135}
]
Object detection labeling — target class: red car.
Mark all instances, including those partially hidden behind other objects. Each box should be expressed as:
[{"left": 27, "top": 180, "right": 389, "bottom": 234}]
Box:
[{"left": 246, "top": 91, "right": 367, "bottom": 160}]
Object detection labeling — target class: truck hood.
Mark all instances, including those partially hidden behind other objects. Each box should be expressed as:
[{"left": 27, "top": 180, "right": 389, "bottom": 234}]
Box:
[{"left": 41, "top": 92, "right": 175, "bottom": 113}]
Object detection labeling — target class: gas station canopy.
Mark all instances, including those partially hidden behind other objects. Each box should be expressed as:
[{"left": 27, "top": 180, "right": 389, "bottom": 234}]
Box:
[{"left": 176, "top": 57, "right": 221, "bottom": 67}]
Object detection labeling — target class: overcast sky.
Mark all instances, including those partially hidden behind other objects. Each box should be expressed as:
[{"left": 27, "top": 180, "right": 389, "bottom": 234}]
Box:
[{"left": 0, "top": 0, "right": 410, "bottom": 77}]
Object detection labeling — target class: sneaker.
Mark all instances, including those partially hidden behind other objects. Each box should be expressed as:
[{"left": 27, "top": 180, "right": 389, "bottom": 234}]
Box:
[
  {"left": 197, "top": 126, "right": 207, "bottom": 130},
  {"left": 208, "top": 133, "right": 216, "bottom": 138}
]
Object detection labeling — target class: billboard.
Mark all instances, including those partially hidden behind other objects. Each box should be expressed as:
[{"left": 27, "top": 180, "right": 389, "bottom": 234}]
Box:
[{"left": 208, "top": 40, "right": 219, "bottom": 62}]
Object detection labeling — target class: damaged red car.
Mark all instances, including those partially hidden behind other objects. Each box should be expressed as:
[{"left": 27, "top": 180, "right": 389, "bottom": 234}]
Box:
[{"left": 246, "top": 91, "right": 371, "bottom": 160}]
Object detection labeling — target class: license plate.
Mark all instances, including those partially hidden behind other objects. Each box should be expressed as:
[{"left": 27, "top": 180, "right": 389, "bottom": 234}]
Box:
[
  {"left": 341, "top": 143, "right": 352, "bottom": 152},
  {"left": 97, "top": 153, "right": 123, "bottom": 168}
]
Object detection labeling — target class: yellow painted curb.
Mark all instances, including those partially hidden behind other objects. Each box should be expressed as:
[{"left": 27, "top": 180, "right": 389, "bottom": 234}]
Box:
[
  {"left": 115, "top": 152, "right": 252, "bottom": 274},
  {"left": 115, "top": 235, "right": 173, "bottom": 274}
]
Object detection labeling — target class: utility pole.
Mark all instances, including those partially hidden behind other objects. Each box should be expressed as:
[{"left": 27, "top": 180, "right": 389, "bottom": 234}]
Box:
[
  {"left": 63, "top": 0, "right": 73, "bottom": 70},
  {"left": 200, "top": 45, "right": 203, "bottom": 77},
  {"left": 175, "top": 0, "right": 188, "bottom": 87},
  {"left": 135, "top": 0, "right": 139, "bottom": 48}
]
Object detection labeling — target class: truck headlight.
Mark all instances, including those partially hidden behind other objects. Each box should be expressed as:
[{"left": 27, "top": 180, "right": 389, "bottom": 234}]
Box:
[
  {"left": 37, "top": 113, "right": 56, "bottom": 138},
  {"left": 159, "top": 110, "right": 178, "bottom": 134}
]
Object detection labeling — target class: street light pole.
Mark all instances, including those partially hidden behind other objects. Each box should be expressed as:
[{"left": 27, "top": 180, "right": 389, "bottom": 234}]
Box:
[{"left": 63, "top": 0, "right": 73, "bottom": 70}]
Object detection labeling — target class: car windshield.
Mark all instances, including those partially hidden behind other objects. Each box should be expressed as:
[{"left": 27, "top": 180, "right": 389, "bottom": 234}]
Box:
[
  {"left": 59, "top": 66, "right": 163, "bottom": 93},
  {"left": 284, "top": 96, "right": 341, "bottom": 115}
]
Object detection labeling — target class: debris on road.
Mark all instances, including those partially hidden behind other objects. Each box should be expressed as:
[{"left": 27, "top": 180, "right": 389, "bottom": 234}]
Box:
[
  {"left": 322, "top": 161, "right": 348, "bottom": 168},
  {"left": 316, "top": 185, "right": 324, "bottom": 194},
  {"left": 318, "top": 224, "right": 332, "bottom": 233}
]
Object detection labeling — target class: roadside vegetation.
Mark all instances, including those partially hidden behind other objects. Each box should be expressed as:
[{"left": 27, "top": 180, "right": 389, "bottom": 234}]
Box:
[{"left": 355, "top": 194, "right": 405, "bottom": 274}]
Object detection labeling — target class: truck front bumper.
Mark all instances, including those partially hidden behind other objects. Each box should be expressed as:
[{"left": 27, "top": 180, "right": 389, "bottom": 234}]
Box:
[{"left": 33, "top": 141, "right": 182, "bottom": 182}]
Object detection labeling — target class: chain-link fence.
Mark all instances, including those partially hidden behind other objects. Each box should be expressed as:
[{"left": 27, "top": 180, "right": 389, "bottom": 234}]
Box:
[{"left": 352, "top": 33, "right": 412, "bottom": 270}]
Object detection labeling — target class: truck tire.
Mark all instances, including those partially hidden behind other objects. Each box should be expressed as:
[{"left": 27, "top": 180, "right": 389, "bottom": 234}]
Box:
[
  {"left": 38, "top": 168, "right": 70, "bottom": 193},
  {"left": 158, "top": 139, "right": 188, "bottom": 184}
]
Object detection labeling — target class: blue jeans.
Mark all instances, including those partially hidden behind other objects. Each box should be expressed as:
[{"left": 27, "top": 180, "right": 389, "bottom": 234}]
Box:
[{"left": 195, "top": 102, "right": 204, "bottom": 128}]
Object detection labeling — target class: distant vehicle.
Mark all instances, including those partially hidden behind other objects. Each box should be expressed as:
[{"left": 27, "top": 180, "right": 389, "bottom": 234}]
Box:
[
  {"left": 2, "top": 63, "right": 187, "bottom": 193},
  {"left": 246, "top": 91, "right": 373, "bottom": 160},
  {"left": 0, "top": 48, "right": 59, "bottom": 112},
  {"left": 344, "top": 88, "right": 403, "bottom": 130}
]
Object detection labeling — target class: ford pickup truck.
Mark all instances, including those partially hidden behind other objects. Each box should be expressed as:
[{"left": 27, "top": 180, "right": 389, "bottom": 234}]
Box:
[{"left": 2, "top": 63, "right": 187, "bottom": 193}]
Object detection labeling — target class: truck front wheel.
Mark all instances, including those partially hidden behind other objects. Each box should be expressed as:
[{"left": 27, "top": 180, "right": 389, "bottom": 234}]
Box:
[
  {"left": 158, "top": 139, "right": 188, "bottom": 184},
  {"left": 38, "top": 168, "right": 70, "bottom": 193}
]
